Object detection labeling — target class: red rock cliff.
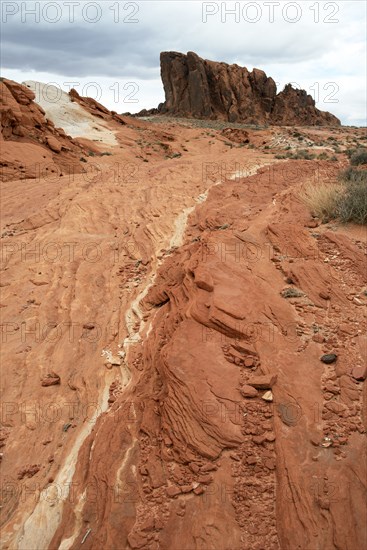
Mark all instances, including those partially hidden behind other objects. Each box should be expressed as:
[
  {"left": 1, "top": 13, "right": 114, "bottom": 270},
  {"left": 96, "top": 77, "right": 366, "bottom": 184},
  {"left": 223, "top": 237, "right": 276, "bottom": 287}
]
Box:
[{"left": 159, "top": 51, "right": 341, "bottom": 126}]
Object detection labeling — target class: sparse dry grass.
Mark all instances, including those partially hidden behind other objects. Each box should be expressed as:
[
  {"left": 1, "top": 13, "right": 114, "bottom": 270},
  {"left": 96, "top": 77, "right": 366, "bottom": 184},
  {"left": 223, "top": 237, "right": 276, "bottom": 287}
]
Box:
[
  {"left": 300, "top": 182, "right": 343, "bottom": 222},
  {"left": 301, "top": 167, "right": 367, "bottom": 224}
]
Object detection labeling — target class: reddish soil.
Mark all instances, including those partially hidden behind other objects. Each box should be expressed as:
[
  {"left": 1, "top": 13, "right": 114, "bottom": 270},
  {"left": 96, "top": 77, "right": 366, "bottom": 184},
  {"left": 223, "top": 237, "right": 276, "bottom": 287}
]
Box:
[{"left": 0, "top": 84, "right": 366, "bottom": 550}]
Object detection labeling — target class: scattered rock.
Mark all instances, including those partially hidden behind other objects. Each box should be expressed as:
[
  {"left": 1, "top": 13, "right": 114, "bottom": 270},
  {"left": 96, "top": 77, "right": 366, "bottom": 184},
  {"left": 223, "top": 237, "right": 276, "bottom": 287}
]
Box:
[
  {"left": 230, "top": 453, "right": 241, "bottom": 461},
  {"left": 41, "top": 372, "right": 60, "bottom": 386},
  {"left": 325, "top": 401, "right": 348, "bottom": 414},
  {"left": 140, "top": 516, "right": 155, "bottom": 532},
  {"left": 320, "top": 437, "right": 333, "bottom": 448},
  {"left": 127, "top": 531, "right": 148, "bottom": 549},
  {"left": 252, "top": 435, "right": 266, "bottom": 445},
  {"left": 189, "top": 462, "right": 200, "bottom": 473},
  {"left": 46, "top": 136, "right": 62, "bottom": 153},
  {"left": 17, "top": 464, "right": 41, "bottom": 480},
  {"left": 262, "top": 391, "right": 273, "bottom": 402},
  {"left": 324, "top": 381, "right": 340, "bottom": 394},
  {"left": 321, "top": 354, "right": 338, "bottom": 364},
  {"left": 318, "top": 496, "right": 330, "bottom": 510},
  {"left": 194, "top": 268, "right": 214, "bottom": 292},
  {"left": 197, "top": 474, "right": 213, "bottom": 484},
  {"left": 248, "top": 375, "right": 277, "bottom": 390},
  {"left": 310, "top": 435, "right": 322, "bottom": 446},
  {"left": 240, "top": 385, "right": 259, "bottom": 398},
  {"left": 352, "top": 365, "right": 367, "bottom": 381},
  {"left": 264, "top": 458, "right": 276, "bottom": 470},
  {"left": 181, "top": 484, "right": 194, "bottom": 493},
  {"left": 166, "top": 486, "right": 181, "bottom": 497},
  {"left": 200, "top": 463, "right": 217, "bottom": 472}
]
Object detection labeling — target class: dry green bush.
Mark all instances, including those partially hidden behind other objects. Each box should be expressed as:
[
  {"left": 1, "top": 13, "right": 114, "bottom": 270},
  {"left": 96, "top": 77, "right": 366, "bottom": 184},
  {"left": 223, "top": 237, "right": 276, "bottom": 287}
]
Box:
[
  {"left": 338, "top": 170, "right": 367, "bottom": 224},
  {"left": 350, "top": 148, "right": 367, "bottom": 166},
  {"left": 301, "top": 167, "right": 367, "bottom": 224},
  {"left": 300, "top": 182, "right": 343, "bottom": 222}
]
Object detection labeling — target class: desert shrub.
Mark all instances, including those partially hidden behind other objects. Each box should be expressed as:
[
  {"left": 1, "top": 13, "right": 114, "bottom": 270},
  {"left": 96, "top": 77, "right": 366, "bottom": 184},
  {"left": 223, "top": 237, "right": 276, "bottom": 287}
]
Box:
[
  {"left": 338, "top": 166, "right": 367, "bottom": 184},
  {"left": 350, "top": 148, "right": 367, "bottom": 165},
  {"left": 317, "top": 152, "right": 329, "bottom": 160},
  {"left": 292, "top": 149, "right": 315, "bottom": 160},
  {"left": 337, "top": 172, "right": 367, "bottom": 224},
  {"left": 300, "top": 182, "right": 343, "bottom": 221},
  {"left": 281, "top": 287, "right": 304, "bottom": 298},
  {"left": 302, "top": 167, "right": 367, "bottom": 224}
]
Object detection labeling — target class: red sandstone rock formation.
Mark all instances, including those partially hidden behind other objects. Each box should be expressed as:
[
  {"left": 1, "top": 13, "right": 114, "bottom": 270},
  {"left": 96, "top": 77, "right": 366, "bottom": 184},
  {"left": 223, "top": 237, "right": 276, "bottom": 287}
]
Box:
[
  {"left": 158, "top": 51, "right": 341, "bottom": 126},
  {"left": 0, "top": 79, "right": 85, "bottom": 181}
]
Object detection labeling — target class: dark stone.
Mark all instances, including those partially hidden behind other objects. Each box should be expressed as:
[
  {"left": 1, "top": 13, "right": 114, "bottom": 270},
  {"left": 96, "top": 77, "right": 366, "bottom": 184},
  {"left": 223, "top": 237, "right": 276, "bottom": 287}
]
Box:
[{"left": 321, "top": 354, "right": 338, "bottom": 364}]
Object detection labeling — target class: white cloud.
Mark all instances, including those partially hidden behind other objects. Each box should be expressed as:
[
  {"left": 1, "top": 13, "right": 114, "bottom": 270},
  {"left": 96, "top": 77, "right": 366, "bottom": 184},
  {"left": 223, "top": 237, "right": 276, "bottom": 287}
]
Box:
[{"left": 1, "top": 0, "right": 366, "bottom": 124}]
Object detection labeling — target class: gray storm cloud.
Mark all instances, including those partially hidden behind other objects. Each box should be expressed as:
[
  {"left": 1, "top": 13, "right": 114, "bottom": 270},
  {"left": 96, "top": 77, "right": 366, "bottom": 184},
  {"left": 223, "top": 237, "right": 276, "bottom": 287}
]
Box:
[{"left": 1, "top": 1, "right": 366, "bottom": 124}]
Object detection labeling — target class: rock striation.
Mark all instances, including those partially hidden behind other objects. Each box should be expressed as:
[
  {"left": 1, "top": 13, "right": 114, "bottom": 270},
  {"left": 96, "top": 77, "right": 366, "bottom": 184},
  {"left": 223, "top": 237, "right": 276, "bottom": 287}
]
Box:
[
  {"left": 158, "top": 51, "right": 341, "bottom": 126},
  {"left": 69, "top": 88, "right": 127, "bottom": 126}
]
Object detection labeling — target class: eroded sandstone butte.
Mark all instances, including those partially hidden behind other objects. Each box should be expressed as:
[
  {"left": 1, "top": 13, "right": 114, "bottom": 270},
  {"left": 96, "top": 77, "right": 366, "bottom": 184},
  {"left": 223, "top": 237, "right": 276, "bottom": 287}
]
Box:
[{"left": 158, "top": 51, "right": 341, "bottom": 126}]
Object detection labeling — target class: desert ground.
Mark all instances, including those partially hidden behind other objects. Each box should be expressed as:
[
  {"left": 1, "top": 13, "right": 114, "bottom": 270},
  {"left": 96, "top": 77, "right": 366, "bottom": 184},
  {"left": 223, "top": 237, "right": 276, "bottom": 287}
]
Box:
[{"left": 0, "top": 79, "right": 366, "bottom": 550}]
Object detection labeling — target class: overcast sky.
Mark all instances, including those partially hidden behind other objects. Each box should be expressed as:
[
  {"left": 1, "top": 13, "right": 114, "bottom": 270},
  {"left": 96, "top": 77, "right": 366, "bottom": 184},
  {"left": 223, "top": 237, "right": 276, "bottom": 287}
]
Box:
[{"left": 1, "top": 0, "right": 366, "bottom": 125}]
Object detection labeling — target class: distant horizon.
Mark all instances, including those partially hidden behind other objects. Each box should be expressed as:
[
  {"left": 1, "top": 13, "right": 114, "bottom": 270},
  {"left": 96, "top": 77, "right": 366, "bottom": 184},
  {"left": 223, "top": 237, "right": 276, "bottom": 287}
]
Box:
[{"left": 2, "top": 1, "right": 366, "bottom": 126}]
